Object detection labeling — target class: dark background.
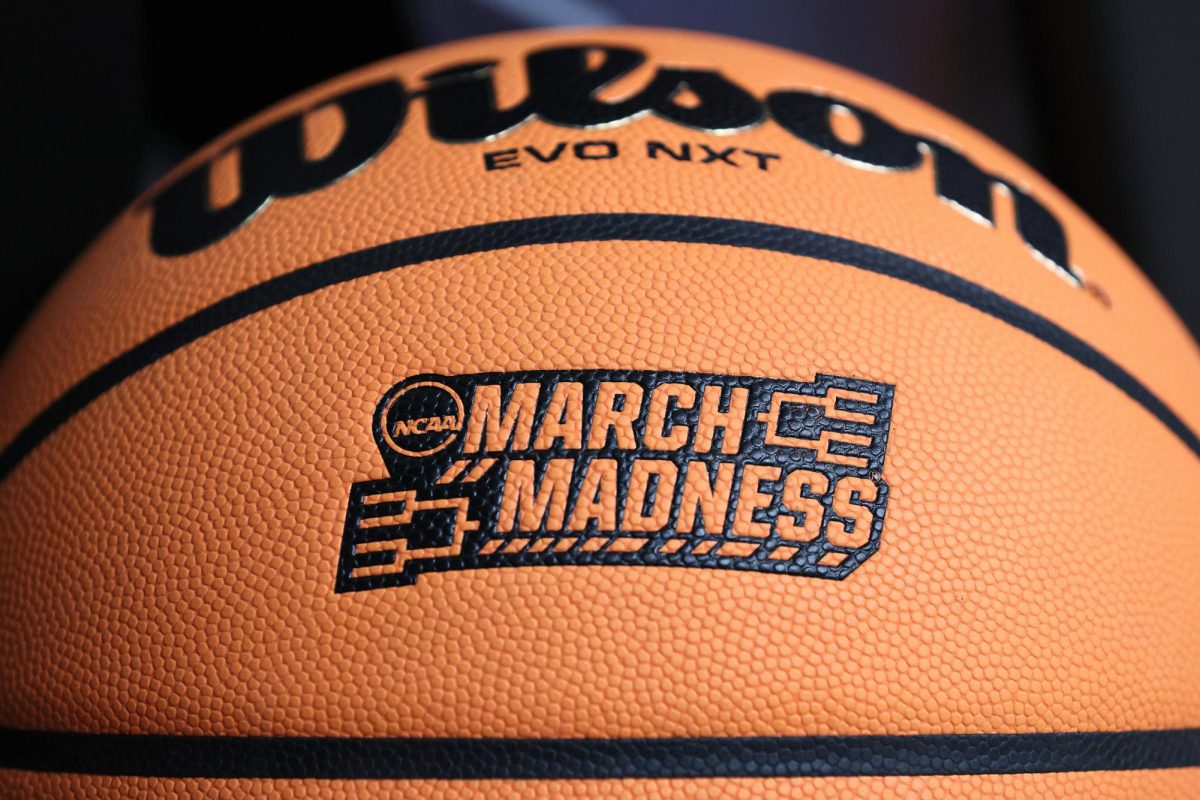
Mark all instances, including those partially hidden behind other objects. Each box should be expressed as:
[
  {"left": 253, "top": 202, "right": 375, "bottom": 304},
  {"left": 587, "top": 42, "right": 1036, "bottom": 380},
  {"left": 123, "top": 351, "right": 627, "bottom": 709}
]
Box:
[{"left": 3, "top": 0, "right": 1198, "bottom": 350}]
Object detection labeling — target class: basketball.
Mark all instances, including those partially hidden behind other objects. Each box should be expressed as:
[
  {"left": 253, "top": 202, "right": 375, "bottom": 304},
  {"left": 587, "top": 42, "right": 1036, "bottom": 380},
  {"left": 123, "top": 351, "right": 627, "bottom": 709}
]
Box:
[{"left": 1, "top": 26, "right": 1198, "bottom": 797}]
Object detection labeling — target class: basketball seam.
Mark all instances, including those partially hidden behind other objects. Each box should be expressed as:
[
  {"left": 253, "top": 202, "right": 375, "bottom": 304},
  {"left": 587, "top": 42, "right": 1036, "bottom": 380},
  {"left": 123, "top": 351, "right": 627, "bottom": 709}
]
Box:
[
  {"left": 0, "top": 212, "right": 1195, "bottom": 487},
  {"left": 1, "top": 727, "right": 1198, "bottom": 778}
]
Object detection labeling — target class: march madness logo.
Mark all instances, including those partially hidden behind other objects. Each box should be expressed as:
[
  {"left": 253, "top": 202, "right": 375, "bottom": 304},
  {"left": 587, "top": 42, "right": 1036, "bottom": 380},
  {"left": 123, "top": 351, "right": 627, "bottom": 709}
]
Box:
[{"left": 336, "top": 370, "right": 894, "bottom": 592}]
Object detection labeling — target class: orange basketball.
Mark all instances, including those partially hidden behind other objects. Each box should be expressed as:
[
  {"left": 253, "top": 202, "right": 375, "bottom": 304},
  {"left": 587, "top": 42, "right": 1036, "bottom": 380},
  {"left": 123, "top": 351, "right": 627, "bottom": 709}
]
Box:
[{"left": 1, "top": 27, "right": 1198, "bottom": 798}]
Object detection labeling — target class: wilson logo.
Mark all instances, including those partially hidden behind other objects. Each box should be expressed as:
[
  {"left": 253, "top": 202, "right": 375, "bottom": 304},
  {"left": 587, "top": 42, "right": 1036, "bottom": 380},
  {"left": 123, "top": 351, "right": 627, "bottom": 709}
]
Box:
[
  {"left": 150, "top": 43, "right": 1079, "bottom": 289},
  {"left": 336, "top": 369, "right": 895, "bottom": 592}
]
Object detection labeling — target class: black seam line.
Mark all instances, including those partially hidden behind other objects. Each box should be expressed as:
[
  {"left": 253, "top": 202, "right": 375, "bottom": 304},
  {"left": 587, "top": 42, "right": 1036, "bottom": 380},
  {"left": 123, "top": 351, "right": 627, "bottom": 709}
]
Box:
[
  {"left": 0, "top": 212, "right": 1195, "bottom": 485},
  {"left": 1, "top": 727, "right": 1199, "bottom": 778}
]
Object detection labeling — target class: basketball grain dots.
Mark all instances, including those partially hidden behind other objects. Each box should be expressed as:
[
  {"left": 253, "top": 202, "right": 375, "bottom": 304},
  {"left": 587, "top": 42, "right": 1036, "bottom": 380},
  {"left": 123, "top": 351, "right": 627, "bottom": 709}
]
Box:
[{"left": 1, "top": 27, "right": 1198, "bottom": 799}]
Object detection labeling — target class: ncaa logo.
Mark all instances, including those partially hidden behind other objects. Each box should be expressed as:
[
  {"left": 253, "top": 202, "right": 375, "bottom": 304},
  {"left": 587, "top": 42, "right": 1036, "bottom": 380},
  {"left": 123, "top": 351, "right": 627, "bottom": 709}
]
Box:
[{"left": 377, "top": 379, "right": 465, "bottom": 458}]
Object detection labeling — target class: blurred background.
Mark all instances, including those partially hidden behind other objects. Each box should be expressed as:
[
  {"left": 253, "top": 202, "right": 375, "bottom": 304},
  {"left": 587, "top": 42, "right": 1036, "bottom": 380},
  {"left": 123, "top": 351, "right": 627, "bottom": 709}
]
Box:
[{"left": 2, "top": 0, "right": 1198, "bottom": 348}]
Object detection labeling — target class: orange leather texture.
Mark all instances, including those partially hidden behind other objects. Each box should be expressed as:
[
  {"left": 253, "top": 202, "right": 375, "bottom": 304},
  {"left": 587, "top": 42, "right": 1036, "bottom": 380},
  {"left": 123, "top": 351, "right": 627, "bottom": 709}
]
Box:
[
  {"left": 0, "top": 27, "right": 1197, "bottom": 797},
  {"left": 5, "top": 769, "right": 1200, "bottom": 799}
]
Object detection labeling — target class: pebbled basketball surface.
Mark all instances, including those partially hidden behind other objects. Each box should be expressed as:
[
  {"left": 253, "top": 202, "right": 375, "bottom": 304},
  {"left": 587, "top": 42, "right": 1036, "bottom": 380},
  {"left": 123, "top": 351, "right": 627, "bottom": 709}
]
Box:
[{"left": 1, "top": 26, "right": 1198, "bottom": 798}]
